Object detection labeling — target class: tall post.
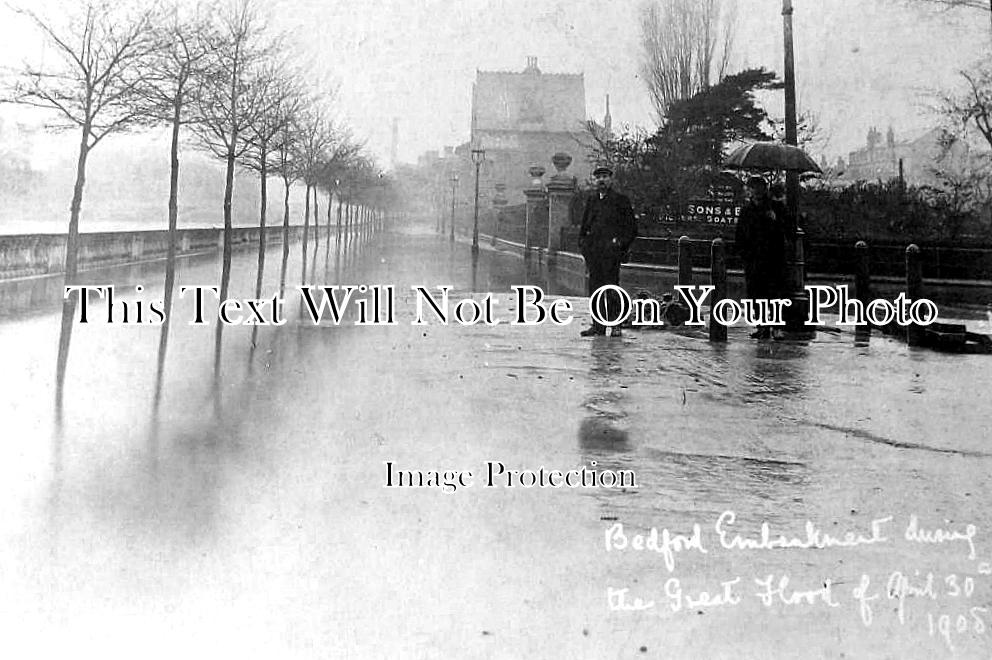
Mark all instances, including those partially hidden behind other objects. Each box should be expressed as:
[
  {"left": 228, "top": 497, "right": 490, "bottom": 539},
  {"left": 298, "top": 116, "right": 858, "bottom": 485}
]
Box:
[
  {"left": 546, "top": 152, "right": 576, "bottom": 269},
  {"left": 524, "top": 166, "right": 547, "bottom": 261},
  {"left": 492, "top": 182, "right": 507, "bottom": 247},
  {"left": 709, "top": 239, "right": 727, "bottom": 342},
  {"left": 782, "top": 0, "right": 811, "bottom": 336},
  {"left": 906, "top": 244, "right": 924, "bottom": 347},
  {"left": 471, "top": 147, "right": 486, "bottom": 256},
  {"left": 782, "top": 0, "right": 799, "bottom": 224},
  {"left": 855, "top": 240, "right": 871, "bottom": 344}
]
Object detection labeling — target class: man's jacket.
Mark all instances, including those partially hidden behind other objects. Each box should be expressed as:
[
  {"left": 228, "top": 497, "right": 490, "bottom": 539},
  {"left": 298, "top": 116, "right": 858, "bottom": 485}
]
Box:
[{"left": 578, "top": 189, "right": 637, "bottom": 260}]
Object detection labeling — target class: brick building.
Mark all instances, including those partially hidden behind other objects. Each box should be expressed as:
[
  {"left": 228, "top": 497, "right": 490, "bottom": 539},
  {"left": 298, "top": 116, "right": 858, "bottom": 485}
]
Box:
[{"left": 469, "top": 57, "right": 593, "bottom": 203}]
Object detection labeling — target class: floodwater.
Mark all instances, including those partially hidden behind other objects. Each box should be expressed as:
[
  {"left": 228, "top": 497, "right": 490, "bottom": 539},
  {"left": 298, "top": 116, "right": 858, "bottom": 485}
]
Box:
[{"left": 1, "top": 224, "right": 991, "bottom": 659}]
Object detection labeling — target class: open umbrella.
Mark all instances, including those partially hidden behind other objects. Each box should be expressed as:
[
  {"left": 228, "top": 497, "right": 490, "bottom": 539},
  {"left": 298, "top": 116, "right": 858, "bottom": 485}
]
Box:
[{"left": 724, "top": 142, "right": 822, "bottom": 174}]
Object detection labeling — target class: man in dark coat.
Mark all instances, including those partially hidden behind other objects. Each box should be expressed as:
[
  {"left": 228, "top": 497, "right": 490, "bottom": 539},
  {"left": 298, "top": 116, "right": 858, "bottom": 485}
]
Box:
[
  {"left": 735, "top": 176, "right": 787, "bottom": 339},
  {"left": 578, "top": 165, "right": 637, "bottom": 337}
]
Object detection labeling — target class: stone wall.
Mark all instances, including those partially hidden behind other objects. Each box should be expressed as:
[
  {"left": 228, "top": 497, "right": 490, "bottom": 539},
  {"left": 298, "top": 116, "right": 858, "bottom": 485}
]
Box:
[{"left": 0, "top": 226, "right": 304, "bottom": 280}]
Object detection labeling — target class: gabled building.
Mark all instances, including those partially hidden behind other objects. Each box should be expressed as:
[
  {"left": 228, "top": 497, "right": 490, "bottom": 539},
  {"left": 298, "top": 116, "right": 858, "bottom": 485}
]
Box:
[
  {"left": 470, "top": 57, "right": 591, "bottom": 202},
  {"left": 842, "top": 126, "right": 965, "bottom": 186}
]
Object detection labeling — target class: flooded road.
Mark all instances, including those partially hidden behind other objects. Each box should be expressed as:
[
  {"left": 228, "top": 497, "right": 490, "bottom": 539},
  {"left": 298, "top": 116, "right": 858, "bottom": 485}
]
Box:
[{"left": 1, "top": 225, "right": 991, "bottom": 658}]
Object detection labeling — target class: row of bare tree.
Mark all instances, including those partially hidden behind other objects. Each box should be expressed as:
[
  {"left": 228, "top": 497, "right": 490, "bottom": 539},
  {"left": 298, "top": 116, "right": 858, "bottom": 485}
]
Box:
[{"left": 2, "top": 0, "right": 393, "bottom": 408}]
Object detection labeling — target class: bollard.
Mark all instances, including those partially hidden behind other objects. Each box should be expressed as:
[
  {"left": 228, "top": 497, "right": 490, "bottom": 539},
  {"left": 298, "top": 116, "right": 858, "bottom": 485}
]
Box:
[
  {"left": 677, "top": 236, "right": 692, "bottom": 286},
  {"left": 906, "top": 244, "right": 924, "bottom": 347},
  {"left": 709, "top": 238, "right": 727, "bottom": 342},
  {"left": 854, "top": 241, "right": 871, "bottom": 302},
  {"left": 854, "top": 241, "right": 871, "bottom": 343}
]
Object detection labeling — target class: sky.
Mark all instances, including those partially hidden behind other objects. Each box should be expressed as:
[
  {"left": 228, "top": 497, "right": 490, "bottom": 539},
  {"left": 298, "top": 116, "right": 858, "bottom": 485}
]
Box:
[{"left": 0, "top": 0, "right": 988, "bottom": 169}]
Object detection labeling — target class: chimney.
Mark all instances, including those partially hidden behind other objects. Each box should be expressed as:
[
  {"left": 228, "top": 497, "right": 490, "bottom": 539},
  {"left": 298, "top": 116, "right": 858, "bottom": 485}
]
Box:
[{"left": 524, "top": 56, "right": 540, "bottom": 73}]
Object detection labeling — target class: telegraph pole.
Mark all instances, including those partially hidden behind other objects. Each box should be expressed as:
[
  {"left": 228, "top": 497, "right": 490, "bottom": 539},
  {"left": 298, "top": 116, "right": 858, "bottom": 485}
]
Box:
[
  {"left": 782, "top": 0, "right": 811, "bottom": 334},
  {"left": 782, "top": 0, "right": 799, "bottom": 223}
]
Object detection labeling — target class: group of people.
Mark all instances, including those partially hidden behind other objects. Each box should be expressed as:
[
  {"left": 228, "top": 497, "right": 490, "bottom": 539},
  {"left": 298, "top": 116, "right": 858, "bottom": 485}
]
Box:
[
  {"left": 577, "top": 167, "right": 793, "bottom": 340},
  {"left": 734, "top": 176, "right": 794, "bottom": 339}
]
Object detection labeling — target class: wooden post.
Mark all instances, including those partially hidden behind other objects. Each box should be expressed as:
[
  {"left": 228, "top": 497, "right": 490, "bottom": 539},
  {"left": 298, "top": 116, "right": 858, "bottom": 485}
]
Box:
[
  {"left": 854, "top": 241, "right": 870, "bottom": 302},
  {"left": 678, "top": 236, "right": 692, "bottom": 286},
  {"left": 906, "top": 244, "right": 924, "bottom": 347},
  {"left": 855, "top": 240, "right": 871, "bottom": 343},
  {"left": 709, "top": 238, "right": 727, "bottom": 342}
]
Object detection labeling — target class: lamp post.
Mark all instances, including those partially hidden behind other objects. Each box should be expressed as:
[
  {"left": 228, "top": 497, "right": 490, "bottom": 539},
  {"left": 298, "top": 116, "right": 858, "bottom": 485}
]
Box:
[
  {"left": 449, "top": 174, "right": 458, "bottom": 242},
  {"left": 470, "top": 147, "right": 485, "bottom": 255},
  {"left": 782, "top": 0, "right": 811, "bottom": 335}
]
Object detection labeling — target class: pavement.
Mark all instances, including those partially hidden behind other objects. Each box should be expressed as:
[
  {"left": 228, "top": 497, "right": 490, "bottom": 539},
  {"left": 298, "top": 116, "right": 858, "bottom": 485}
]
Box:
[{"left": 1, "top": 224, "right": 991, "bottom": 659}]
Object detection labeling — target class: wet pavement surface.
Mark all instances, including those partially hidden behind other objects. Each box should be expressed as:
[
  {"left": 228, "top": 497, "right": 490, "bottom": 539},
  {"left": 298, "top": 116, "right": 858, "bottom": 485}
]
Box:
[{"left": 1, "top": 224, "right": 992, "bottom": 658}]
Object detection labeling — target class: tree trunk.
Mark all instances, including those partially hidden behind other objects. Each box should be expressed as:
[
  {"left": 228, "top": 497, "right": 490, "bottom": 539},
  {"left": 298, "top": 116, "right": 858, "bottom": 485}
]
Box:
[
  {"left": 215, "top": 140, "right": 237, "bottom": 395},
  {"left": 251, "top": 139, "right": 268, "bottom": 351},
  {"left": 279, "top": 177, "right": 290, "bottom": 298},
  {"left": 154, "top": 96, "right": 183, "bottom": 410},
  {"left": 55, "top": 122, "right": 91, "bottom": 410},
  {"left": 310, "top": 186, "right": 319, "bottom": 283},
  {"left": 301, "top": 183, "right": 311, "bottom": 284}
]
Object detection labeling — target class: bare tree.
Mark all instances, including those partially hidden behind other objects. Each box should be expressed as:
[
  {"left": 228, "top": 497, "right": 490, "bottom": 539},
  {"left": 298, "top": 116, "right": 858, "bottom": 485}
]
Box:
[
  {"left": 3, "top": 1, "right": 160, "bottom": 405},
  {"left": 902, "top": 0, "right": 992, "bottom": 41},
  {"left": 315, "top": 133, "right": 361, "bottom": 273},
  {"left": 932, "top": 61, "right": 992, "bottom": 228},
  {"left": 130, "top": 4, "right": 220, "bottom": 407},
  {"left": 639, "top": 0, "right": 736, "bottom": 123},
  {"left": 190, "top": 0, "right": 275, "bottom": 391},
  {"left": 238, "top": 61, "right": 302, "bottom": 348},
  {"left": 272, "top": 111, "right": 302, "bottom": 295},
  {"left": 293, "top": 104, "right": 337, "bottom": 284},
  {"left": 942, "top": 65, "right": 992, "bottom": 151}
]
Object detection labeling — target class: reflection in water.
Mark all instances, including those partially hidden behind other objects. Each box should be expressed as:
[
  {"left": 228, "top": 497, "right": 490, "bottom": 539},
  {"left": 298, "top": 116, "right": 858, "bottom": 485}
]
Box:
[
  {"left": 578, "top": 417, "right": 630, "bottom": 452},
  {"left": 740, "top": 342, "right": 810, "bottom": 403},
  {"left": 855, "top": 322, "right": 871, "bottom": 347},
  {"left": 153, "top": 229, "right": 179, "bottom": 411},
  {"left": 309, "top": 189, "right": 320, "bottom": 286},
  {"left": 249, "top": 178, "right": 272, "bottom": 356},
  {"left": 54, "top": 293, "right": 76, "bottom": 414},
  {"left": 579, "top": 340, "right": 631, "bottom": 463},
  {"left": 213, "top": 226, "right": 233, "bottom": 416},
  {"left": 322, "top": 195, "right": 333, "bottom": 283}
]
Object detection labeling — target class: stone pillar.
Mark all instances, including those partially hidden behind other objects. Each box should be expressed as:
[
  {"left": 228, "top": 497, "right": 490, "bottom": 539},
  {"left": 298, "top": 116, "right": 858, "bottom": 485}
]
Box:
[
  {"left": 492, "top": 182, "right": 507, "bottom": 246},
  {"left": 523, "top": 165, "right": 546, "bottom": 259},
  {"left": 546, "top": 152, "right": 577, "bottom": 255}
]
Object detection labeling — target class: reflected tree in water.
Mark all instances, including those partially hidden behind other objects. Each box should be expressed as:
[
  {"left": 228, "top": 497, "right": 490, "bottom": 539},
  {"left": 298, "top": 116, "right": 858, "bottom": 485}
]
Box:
[{"left": 3, "top": 2, "right": 160, "bottom": 409}]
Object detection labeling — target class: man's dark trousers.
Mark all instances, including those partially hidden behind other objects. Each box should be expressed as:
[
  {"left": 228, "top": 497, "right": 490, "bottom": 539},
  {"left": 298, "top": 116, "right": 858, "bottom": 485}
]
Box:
[{"left": 586, "top": 252, "right": 623, "bottom": 333}]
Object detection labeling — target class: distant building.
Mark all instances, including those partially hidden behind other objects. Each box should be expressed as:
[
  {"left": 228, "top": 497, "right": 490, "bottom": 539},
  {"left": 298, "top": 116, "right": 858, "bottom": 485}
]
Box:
[
  {"left": 470, "top": 57, "right": 591, "bottom": 202},
  {"left": 842, "top": 126, "right": 963, "bottom": 185}
]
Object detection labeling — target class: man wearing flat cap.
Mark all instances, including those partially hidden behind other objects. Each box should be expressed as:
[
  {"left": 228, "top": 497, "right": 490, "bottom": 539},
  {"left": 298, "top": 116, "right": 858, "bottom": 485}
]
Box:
[{"left": 578, "top": 164, "right": 637, "bottom": 337}]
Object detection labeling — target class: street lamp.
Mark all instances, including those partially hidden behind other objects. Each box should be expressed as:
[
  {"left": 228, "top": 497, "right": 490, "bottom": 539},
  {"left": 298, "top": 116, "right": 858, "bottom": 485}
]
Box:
[
  {"left": 449, "top": 174, "right": 458, "bottom": 242},
  {"left": 470, "top": 147, "right": 485, "bottom": 255}
]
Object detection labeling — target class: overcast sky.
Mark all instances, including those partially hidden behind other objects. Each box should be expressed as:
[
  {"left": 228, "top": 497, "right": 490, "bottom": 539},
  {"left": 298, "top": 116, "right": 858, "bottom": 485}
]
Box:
[{"left": 1, "top": 0, "right": 988, "bottom": 168}]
